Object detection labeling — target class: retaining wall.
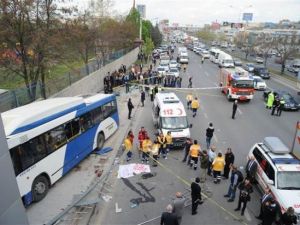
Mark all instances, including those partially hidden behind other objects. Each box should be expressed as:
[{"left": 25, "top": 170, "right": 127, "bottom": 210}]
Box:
[{"left": 52, "top": 47, "right": 139, "bottom": 97}]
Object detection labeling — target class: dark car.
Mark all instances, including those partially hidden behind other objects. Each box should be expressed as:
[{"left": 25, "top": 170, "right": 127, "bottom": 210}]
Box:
[
  {"left": 263, "top": 90, "right": 300, "bottom": 111},
  {"left": 243, "top": 63, "right": 255, "bottom": 72},
  {"left": 253, "top": 66, "right": 270, "bottom": 79},
  {"left": 234, "top": 58, "right": 242, "bottom": 66}
]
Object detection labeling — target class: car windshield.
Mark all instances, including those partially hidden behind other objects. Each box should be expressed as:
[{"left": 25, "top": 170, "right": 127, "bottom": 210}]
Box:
[
  {"left": 254, "top": 77, "right": 263, "bottom": 82},
  {"left": 170, "top": 69, "right": 178, "bottom": 72},
  {"left": 224, "top": 59, "right": 234, "bottom": 64},
  {"left": 161, "top": 117, "right": 188, "bottom": 129},
  {"left": 282, "top": 94, "right": 293, "bottom": 101},
  {"left": 259, "top": 68, "right": 268, "bottom": 73},
  {"left": 233, "top": 80, "right": 254, "bottom": 88},
  {"left": 157, "top": 68, "right": 164, "bottom": 71},
  {"left": 277, "top": 171, "right": 300, "bottom": 189},
  {"left": 160, "top": 64, "right": 168, "bottom": 67}
]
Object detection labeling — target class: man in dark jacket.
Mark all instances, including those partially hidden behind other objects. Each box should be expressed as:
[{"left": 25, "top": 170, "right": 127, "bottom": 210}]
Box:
[
  {"left": 232, "top": 100, "right": 238, "bottom": 119},
  {"left": 127, "top": 98, "right": 134, "bottom": 119},
  {"left": 182, "top": 138, "right": 192, "bottom": 163},
  {"left": 141, "top": 90, "right": 145, "bottom": 107},
  {"left": 261, "top": 198, "right": 280, "bottom": 225},
  {"left": 256, "top": 187, "right": 272, "bottom": 220},
  {"left": 161, "top": 204, "right": 179, "bottom": 225},
  {"left": 205, "top": 122, "right": 214, "bottom": 149},
  {"left": 245, "top": 155, "right": 258, "bottom": 183},
  {"left": 200, "top": 150, "right": 209, "bottom": 183},
  {"left": 223, "top": 148, "right": 235, "bottom": 179},
  {"left": 235, "top": 178, "right": 253, "bottom": 216},
  {"left": 191, "top": 177, "right": 203, "bottom": 215},
  {"left": 280, "top": 207, "right": 297, "bottom": 225},
  {"left": 224, "top": 165, "right": 243, "bottom": 202}
]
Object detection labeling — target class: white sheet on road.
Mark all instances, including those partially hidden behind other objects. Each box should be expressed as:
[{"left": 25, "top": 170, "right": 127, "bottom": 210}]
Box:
[{"left": 118, "top": 163, "right": 151, "bottom": 178}]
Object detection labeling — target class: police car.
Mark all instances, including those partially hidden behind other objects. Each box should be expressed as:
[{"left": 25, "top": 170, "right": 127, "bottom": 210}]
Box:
[{"left": 248, "top": 137, "right": 300, "bottom": 219}]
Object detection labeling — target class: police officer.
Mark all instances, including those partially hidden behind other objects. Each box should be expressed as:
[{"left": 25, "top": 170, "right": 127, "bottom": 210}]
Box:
[{"left": 276, "top": 97, "right": 285, "bottom": 116}]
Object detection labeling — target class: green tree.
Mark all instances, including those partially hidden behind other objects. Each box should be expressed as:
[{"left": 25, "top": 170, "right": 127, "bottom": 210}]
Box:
[
  {"left": 151, "top": 25, "right": 162, "bottom": 47},
  {"left": 143, "top": 37, "right": 154, "bottom": 62},
  {"left": 142, "top": 20, "right": 152, "bottom": 41},
  {"left": 197, "top": 28, "right": 216, "bottom": 43},
  {"left": 126, "top": 8, "right": 140, "bottom": 38}
]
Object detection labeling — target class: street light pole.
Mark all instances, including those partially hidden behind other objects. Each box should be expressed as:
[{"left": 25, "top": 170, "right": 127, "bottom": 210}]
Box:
[{"left": 139, "top": 16, "right": 142, "bottom": 40}]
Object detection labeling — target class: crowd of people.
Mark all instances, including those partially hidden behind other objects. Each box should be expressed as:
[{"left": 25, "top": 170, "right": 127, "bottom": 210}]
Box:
[{"left": 122, "top": 123, "right": 297, "bottom": 225}]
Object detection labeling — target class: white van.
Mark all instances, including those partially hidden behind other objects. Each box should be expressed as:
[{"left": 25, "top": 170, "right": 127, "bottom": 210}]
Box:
[
  {"left": 287, "top": 60, "right": 300, "bottom": 74},
  {"left": 209, "top": 48, "right": 222, "bottom": 64},
  {"left": 179, "top": 52, "right": 189, "bottom": 64},
  {"left": 218, "top": 51, "right": 234, "bottom": 68},
  {"left": 152, "top": 92, "right": 191, "bottom": 148}
]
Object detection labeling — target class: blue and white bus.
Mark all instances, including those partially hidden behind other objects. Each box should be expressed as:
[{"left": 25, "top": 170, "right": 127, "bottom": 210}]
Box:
[{"left": 1, "top": 93, "right": 119, "bottom": 206}]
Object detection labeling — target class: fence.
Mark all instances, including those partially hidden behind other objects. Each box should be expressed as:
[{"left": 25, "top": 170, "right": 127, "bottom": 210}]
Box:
[{"left": 0, "top": 48, "right": 134, "bottom": 112}]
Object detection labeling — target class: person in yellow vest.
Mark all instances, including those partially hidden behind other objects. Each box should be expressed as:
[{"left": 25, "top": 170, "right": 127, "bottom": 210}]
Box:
[
  {"left": 151, "top": 140, "right": 160, "bottom": 167},
  {"left": 158, "top": 133, "right": 167, "bottom": 159},
  {"left": 142, "top": 135, "right": 152, "bottom": 163},
  {"left": 123, "top": 134, "right": 133, "bottom": 162},
  {"left": 212, "top": 152, "right": 225, "bottom": 184},
  {"left": 165, "top": 131, "right": 173, "bottom": 153},
  {"left": 191, "top": 97, "right": 200, "bottom": 117},
  {"left": 189, "top": 140, "right": 201, "bottom": 170},
  {"left": 186, "top": 93, "right": 193, "bottom": 110}
]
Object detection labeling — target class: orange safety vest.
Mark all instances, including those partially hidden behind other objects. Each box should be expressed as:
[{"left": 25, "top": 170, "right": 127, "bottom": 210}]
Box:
[{"left": 189, "top": 144, "right": 200, "bottom": 157}]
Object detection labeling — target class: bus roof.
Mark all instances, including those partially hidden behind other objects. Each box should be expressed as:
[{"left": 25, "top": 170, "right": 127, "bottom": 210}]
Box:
[{"left": 1, "top": 94, "right": 114, "bottom": 136}]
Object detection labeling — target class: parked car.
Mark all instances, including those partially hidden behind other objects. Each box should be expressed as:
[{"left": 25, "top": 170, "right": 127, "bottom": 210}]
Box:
[
  {"left": 263, "top": 90, "right": 300, "bottom": 111},
  {"left": 159, "top": 63, "right": 169, "bottom": 72},
  {"left": 253, "top": 66, "right": 270, "bottom": 79},
  {"left": 243, "top": 63, "right": 255, "bottom": 73},
  {"left": 255, "top": 57, "right": 264, "bottom": 64},
  {"left": 253, "top": 76, "right": 267, "bottom": 90},
  {"left": 234, "top": 58, "right": 242, "bottom": 66}
]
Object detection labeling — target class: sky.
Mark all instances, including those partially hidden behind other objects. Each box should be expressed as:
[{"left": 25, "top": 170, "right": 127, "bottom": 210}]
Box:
[{"left": 78, "top": 0, "right": 300, "bottom": 26}]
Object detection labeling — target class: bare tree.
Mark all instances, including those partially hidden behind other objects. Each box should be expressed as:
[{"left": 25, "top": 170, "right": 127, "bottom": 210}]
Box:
[
  {"left": 255, "top": 33, "right": 276, "bottom": 66},
  {"left": 273, "top": 32, "right": 300, "bottom": 74}
]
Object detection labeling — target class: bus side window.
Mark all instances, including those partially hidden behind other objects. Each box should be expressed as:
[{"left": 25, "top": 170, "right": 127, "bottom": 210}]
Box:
[
  {"left": 64, "top": 119, "right": 80, "bottom": 140},
  {"left": 10, "top": 146, "right": 23, "bottom": 176},
  {"left": 47, "top": 125, "right": 67, "bottom": 152},
  {"left": 102, "top": 102, "right": 112, "bottom": 119},
  {"left": 79, "top": 113, "right": 93, "bottom": 132},
  {"left": 91, "top": 107, "right": 103, "bottom": 124}
]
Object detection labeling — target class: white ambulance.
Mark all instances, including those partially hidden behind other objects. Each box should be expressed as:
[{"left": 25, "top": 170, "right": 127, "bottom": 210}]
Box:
[{"left": 152, "top": 92, "right": 191, "bottom": 148}]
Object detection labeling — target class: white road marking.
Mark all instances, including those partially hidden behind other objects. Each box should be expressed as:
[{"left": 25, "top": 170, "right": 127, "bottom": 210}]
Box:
[
  {"left": 204, "top": 113, "right": 208, "bottom": 119},
  {"left": 214, "top": 83, "right": 218, "bottom": 87},
  {"left": 237, "top": 108, "right": 242, "bottom": 115},
  {"left": 244, "top": 208, "right": 252, "bottom": 221}
]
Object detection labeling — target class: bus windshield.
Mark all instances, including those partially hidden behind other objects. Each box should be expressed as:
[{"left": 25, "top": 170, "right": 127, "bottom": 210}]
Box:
[
  {"left": 277, "top": 171, "right": 300, "bottom": 189},
  {"left": 232, "top": 80, "right": 254, "bottom": 88},
  {"left": 161, "top": 117, "right": 188, "bottom": 129}
]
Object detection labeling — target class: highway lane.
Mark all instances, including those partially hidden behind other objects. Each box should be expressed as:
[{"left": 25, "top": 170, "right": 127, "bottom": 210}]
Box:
[{"left": 96, "top": 48, "right": 299, "bottom": 225}]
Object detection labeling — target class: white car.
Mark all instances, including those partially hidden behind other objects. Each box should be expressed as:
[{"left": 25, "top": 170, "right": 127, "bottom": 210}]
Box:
[
  {"left": 256, "top": 57, "right": 264, "bottom": 64},
  {"left": 253, "top": 76, "right": 267, "bottom": 90},
  {"left": 248, "top": 137, "right": 300, "bottom": 218},
  {"left": 201, "top": 50, "right": 210, "bottom": 59},
  {"left": 169, "top": 60, "right": 179, "bottom": 69},
  {"left": 157, "top": 66, "right": 167, "bottom": 76},
  {"left": 159, "top": 63, "right": 169, "bottom": 72},
  {"left": 168, "top": 68, "right": 180, "bottom": 77}
]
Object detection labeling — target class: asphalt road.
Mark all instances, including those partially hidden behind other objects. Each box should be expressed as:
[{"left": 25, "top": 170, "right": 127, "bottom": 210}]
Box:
[{"left": 95, "top": 48, "right": 300, "bottom": 225}]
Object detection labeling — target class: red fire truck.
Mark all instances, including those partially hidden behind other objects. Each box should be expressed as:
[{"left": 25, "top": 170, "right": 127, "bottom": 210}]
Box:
[{"left": 220, "top": 67, "right": 254, "bottom": 101}]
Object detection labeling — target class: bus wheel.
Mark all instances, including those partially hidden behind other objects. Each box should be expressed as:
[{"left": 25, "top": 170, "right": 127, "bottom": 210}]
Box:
[
  {"left": 32, "top": 175, "right": 49, "bottom": 202},
  {"left": 97, "top": 133, "right": 105, "bottom": 150}
]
